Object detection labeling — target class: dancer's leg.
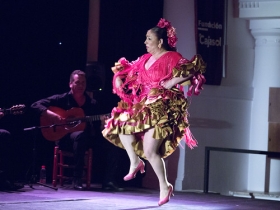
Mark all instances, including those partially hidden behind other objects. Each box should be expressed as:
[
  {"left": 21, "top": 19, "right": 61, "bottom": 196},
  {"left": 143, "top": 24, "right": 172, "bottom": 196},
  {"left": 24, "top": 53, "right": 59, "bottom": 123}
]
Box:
[
  {"left": 119, "top": 134, "right": 140, "bottom": 174},
  {"left": 143, "top": 128, "right": 170, "bottom": 199}
]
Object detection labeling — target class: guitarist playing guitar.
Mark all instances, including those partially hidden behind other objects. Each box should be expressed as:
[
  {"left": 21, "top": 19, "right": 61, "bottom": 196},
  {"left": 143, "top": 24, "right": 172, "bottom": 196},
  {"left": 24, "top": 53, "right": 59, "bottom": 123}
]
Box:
[
  {"left": 0, "top": 104, "right": 25, "bottom": 191},
  {"left": 31, "top": 70, "right": 107, "bottom": 190}
]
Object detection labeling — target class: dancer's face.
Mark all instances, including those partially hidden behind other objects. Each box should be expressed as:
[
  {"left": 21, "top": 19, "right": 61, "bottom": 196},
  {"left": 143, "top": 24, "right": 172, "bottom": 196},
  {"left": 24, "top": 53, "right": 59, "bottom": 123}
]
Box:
[{"left": 144, "top": 29, "right": 162, "bottom": 55}]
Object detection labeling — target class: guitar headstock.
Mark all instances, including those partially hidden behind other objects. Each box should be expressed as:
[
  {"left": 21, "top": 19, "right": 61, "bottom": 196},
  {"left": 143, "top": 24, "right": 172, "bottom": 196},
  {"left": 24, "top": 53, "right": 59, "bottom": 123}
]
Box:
[{"left": 8, "top": 104, "right": 26, "bottom": 115}]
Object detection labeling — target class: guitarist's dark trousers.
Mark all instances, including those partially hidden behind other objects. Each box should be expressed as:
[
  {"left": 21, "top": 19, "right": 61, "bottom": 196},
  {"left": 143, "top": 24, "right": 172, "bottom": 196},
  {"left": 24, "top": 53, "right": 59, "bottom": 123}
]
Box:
[
  {"left": 0, "top": 129, "right": 13, "bottom": 183},
  {"left": 57, "top": 130, "right": 92, "bottom": 181}
]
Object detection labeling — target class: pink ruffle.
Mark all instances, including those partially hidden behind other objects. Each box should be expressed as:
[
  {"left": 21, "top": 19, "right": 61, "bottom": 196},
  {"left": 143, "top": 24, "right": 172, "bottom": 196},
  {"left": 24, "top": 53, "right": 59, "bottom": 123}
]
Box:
[
  {"left": 183, "top": 127, "right": 197, "bottom": 149},
  {"left": 187, "top": 74, "right": 206, "bottom": 96}
]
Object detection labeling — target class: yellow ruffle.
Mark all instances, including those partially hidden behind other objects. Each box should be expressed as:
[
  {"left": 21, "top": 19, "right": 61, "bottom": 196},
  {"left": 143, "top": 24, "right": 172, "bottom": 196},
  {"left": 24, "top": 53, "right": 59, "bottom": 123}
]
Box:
[
  {"left": 111, "top": 62, "right": 124, "bottom": 74},
  {"left": 172, "top": 54, "right": 206, "bottom": 86}
]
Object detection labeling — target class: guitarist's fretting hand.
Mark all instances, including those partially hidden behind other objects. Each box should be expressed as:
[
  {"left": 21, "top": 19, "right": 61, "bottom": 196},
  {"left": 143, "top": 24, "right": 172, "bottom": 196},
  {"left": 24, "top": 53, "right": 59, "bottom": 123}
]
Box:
[
  {"left": 41, "top": 109, "right": 65, "bottom": 125},
  {"left": 100, "top": 114, "right": 110, "bottom": 129}
]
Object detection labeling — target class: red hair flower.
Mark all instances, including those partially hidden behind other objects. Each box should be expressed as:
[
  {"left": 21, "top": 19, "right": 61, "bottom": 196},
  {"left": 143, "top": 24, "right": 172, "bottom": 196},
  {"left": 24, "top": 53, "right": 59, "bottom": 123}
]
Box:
[{"left": 157, "top": 18, "right": 178, "bottom": 48}]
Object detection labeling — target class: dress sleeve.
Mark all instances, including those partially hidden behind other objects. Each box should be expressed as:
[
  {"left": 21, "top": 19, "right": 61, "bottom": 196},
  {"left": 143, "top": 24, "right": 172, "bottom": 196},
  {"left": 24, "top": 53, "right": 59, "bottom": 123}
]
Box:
[
  {"left": 111, "top": 56, "right": 142, "bottom": 104},
  {"left": 30, "top": 94, "right": 65, "bottom": 114},
  {"left": 111, "top": 57, "right": 140, "bottom": 74},
  {"left": 172, "top": 54, "right": 207, "bottom": 96}
]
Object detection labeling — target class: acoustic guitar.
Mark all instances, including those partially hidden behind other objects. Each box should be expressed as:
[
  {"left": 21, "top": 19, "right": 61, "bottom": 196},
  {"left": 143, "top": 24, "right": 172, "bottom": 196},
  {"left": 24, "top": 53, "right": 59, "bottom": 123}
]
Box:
[
  {"left": 40, "top": 106, "right": 109, "bottom": 141},
  {"left": 0, "top": 104, "right": 26, "bottom": 116}
]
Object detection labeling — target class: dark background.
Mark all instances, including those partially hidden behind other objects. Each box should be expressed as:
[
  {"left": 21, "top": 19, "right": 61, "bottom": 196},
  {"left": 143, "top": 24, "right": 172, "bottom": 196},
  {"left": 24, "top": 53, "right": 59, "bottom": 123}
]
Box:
[{"left": 0, "top": 0, "right": 163, "bottom": 187}]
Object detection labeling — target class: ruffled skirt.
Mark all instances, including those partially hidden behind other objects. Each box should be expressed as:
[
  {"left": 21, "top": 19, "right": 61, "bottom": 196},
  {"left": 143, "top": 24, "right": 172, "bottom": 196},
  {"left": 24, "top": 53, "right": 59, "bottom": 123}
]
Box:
[{"left": 102, "top": 88, "right": 190, "bottom": 159}]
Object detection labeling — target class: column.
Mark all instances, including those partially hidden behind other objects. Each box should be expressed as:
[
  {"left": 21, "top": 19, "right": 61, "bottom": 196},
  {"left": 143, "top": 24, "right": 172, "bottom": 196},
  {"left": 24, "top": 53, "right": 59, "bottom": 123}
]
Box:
[
  {"left": 87, "top": 0, "right": 100, "bottom": 62},
  {"left": 239, "top": 0, "right": 280, "bottom": 192},
  {"left": 250, "top": 19, "right": 280, "bottom": 192}
]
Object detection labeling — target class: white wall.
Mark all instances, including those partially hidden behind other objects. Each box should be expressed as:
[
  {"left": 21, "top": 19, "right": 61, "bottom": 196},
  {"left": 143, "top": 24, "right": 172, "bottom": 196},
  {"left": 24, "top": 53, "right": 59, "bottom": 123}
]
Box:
[
  {"left": 143, "top": 0, "right": 257, "bottom": 195},
  {"left": 167, "top": 0, "right": 255, "bottom": 195}
]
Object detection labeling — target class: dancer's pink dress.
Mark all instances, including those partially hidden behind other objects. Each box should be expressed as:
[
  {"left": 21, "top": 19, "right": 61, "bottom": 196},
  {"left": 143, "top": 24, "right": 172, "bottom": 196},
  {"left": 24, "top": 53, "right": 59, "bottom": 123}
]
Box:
[{"left": 102, "top": 51, "right": 206, "bottom": 159}]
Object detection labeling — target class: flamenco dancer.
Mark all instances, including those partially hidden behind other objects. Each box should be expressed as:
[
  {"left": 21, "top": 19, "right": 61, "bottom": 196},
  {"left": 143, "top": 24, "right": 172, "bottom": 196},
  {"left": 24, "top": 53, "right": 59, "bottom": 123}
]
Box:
[{"left": 103, "top": 18, "right": 206, "bottom": 206}]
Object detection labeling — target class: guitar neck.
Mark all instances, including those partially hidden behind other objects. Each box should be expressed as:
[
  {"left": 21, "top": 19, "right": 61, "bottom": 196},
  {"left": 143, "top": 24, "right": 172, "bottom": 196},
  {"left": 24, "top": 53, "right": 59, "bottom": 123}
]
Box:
[
  {"left": 78, "top": 115, "right": 101, "bottom": 122},
  {"left": 71, "top": 113, "right": 110, "bottom": 123},
  {"left": 0, "top": 104, "right": 25, "bottom": 116}
]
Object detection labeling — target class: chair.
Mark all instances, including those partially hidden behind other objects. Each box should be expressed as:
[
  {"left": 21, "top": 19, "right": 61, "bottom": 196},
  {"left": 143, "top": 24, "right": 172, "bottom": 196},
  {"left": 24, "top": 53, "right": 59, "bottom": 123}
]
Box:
[{"left": 52, "top": 146, "right": 92, "bottom": 189}]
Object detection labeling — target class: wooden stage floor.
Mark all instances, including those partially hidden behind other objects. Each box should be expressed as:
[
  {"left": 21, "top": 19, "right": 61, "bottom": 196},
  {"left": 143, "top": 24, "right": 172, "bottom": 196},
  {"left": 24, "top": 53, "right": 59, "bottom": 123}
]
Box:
[{"left": 0, "top": 184, "right": 279, "bottom": 210}]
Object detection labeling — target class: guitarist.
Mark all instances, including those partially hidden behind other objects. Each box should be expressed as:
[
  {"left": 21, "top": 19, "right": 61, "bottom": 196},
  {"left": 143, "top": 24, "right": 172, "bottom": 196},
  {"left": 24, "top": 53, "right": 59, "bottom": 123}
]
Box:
[
  {"left": 31, "top": 70, "right": 105, "bottom": 190},
  {"left": 0, "top": 109, "right": 24, "bottom": 190}
]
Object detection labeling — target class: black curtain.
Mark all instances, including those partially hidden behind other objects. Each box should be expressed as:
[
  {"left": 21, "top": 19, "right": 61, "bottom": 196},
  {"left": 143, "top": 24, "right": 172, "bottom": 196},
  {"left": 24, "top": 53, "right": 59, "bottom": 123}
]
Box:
[
  {"left": 0, "top": 0, "right": 89, "bottom": 181},
  {"left": 97, "top": 0, "right": 164, "bottom": 187},
  {"left": 0, "top": 0, "right": 89, "bottom": 106},
  {"left": 97, "top": 0, "right": 164, "bottom": 113},
  {"left": 0, "top": 0, "right": 164, "bottom": 185}
]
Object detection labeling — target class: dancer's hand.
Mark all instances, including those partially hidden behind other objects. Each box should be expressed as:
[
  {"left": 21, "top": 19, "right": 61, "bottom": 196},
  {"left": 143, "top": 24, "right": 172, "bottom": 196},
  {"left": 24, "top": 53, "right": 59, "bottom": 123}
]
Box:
[
  {"left": 115, "top": 77, "right": 123, "bottom": 90},
  {"left": 160, "top": 79, "right": 175, "bottom": 89},
  {"left": 100, "top": 114, "right": 110, "bottom": 128},
  {"left": 161, "top": 76, "right": 193, "bottom": 89}
]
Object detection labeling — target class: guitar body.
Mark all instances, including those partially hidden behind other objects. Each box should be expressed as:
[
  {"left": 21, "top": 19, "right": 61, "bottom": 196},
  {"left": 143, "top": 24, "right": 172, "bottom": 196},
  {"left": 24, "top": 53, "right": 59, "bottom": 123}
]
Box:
[{"left": 40, "top": 106, "right": 86, "bottom": 141}]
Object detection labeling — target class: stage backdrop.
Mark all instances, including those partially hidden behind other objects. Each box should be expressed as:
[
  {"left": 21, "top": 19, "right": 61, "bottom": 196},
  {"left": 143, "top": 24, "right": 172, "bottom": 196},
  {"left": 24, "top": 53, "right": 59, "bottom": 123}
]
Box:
[
  {"left": 195, "top": 0, "right": 226, "bottom": 85},
  {"left": 0, "top": 0, "right": 90, "bottom": 182},
  {"left": 97, "top": 0, "right": 164, "bottom": 188}
]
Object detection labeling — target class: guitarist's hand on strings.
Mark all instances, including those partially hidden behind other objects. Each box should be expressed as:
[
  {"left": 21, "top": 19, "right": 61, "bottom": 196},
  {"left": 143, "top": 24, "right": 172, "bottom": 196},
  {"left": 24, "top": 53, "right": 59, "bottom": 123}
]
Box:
[
  {"left": 100, "top": 114, "right": 110, "bottom": 129},
  {"left": 41, "top": 109, "right": 65, "bottom": 125}
]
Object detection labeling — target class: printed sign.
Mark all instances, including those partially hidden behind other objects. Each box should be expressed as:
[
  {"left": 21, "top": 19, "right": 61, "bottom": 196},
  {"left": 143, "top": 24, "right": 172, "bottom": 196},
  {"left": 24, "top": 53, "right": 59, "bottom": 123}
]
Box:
[{"left": 196, "top": 0, "right": 226, "bottom": 85}]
